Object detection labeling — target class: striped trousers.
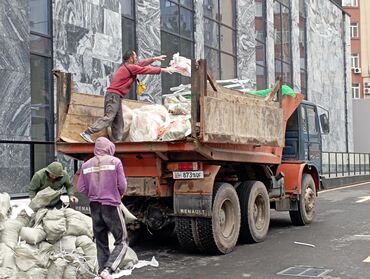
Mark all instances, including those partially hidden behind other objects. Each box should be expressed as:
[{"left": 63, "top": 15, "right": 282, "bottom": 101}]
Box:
[{"left": 90, "top": 202, "right": 128, "bottom": 273}]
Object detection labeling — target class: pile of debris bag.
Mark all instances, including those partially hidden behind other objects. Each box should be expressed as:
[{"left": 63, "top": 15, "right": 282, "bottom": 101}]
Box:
[
  {"left": 0, "top": 189, "right": 138, "bottom": 279},
  {"left": 121, "top": 94, "right": 191, "bottom": 142}
]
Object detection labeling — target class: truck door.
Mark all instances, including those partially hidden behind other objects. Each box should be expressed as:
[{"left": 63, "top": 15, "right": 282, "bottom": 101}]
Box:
[{"left": 301, "top": 104, "right": 322, "bottom": 170}]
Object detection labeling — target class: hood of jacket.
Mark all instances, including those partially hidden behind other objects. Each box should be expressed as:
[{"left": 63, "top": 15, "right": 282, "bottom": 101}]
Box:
[
  {"left": 94, "top": 137, "right": 115, "bottom": 156},
  {"left": 46, "top": 162, "right": 64, "bottom": 177}
]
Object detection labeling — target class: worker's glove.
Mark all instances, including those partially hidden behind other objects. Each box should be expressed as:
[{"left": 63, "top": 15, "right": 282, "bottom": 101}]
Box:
[{"left": 162, "top": 67, "right": 176, "bottom": 74}]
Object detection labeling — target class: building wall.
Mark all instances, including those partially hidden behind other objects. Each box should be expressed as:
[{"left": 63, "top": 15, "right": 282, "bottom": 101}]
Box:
[
  {"left": 0, "top": 0, "right": 31, "bottom": 194},
  {"left": 353, "top": 99, "right": 370, "bottom": 152},
  {"left": 53, "top": 0, "right": 122, "bottom": 95},
  {"left": 306, "top": 0, "right": 353, "bottom": 152},
  {"left": 360, "top": 0, "right": 370, "bottom": 98}
]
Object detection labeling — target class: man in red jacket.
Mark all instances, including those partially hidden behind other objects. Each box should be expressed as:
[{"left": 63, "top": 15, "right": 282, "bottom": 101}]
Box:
[{"left": 80, "top": 50, "right": 174, "bottom": 143}]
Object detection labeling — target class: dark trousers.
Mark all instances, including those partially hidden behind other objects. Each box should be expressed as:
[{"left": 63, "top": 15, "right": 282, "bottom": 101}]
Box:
[
  {"left": 90, "top": 202, "right": 128, "bottom": 273},
  {"left": 88, "top": 92, "right": 123, "bottom": 142}
]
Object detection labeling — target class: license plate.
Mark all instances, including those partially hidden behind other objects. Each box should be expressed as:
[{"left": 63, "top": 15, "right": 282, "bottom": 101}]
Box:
[{"left": 173, "top": 171, "right": 204, "bottom": 179}]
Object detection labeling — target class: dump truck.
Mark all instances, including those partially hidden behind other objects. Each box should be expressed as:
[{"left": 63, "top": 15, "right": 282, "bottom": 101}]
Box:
[{"left": 54, "top": 60, "right": 329, "bottom": 254}]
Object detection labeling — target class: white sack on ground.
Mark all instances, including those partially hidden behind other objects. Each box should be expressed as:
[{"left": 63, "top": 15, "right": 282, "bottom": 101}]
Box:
[
  {"left": 15, "top": 209, "right": 32, "bottom": 227},
  {"left": 64, "top": 208, "right": 93, "bottom": 238},
  {"left": 46, "top": 258, "right": 66, "bottom": 279},
  {"left": 0, "top": 267, "right": 14, "bottom": 279},
  {"left": 0, "top": 193, "right": 11, "bottom": 226},
  {"left": 43, "top": 209, "right": 66, "bottom": 243},
  {"left": 16, "top": 267, "right": 47, "bottom": 279},
  {"left": 0, "top": 243, "right": 16, "bottom": 271},
  {"left": 32, "top": 208, "right": 48, "bottom": 227},
  {"left": 29, "top": 187, "right": 61, "bottom": 212},
  {"left": 1, "top": 220, "right": 23, "bottom": 249},
  {"left": 75, "top": 235, "right": 97, "bottom": 273},
  {"left": 53, "top": 236, "right": 76, "bottom": 253},
  {"left": 108, "top": 234, "right": 138, "bottom": 271},
  {"left": 20, "top": 226, "right": 46, "bottom": 245},
  {"left": 14, "top": 243, "right": 41, "bottom": 272},
  {"left": 62, "top": 264, "right": 77, "bottom": 279},
  {"left": 37, "top": 242, "right": 54, "bottom": 269}
]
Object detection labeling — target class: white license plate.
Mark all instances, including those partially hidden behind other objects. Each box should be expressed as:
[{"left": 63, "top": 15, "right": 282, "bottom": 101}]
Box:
[{"left": 173, "top": 171, "right": 204, "bottom": 179}]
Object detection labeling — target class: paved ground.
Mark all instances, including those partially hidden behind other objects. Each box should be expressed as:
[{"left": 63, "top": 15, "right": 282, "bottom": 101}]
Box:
[{"left": 125, "top": 182, "right": 370, "bottom": 279}]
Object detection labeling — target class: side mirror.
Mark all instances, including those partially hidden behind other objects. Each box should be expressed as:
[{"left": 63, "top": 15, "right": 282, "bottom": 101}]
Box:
[{"left": 319, "top": 113, "right": 330, "bottom": 134}]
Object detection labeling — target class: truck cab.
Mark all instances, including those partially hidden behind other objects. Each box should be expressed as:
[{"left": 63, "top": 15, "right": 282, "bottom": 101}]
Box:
[{"left": 283, "top": 101, "right": 329, "bottom": 171}]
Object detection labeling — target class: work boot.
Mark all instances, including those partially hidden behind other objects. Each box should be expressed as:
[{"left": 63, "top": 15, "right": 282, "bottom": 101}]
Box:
[
  {"left": 99, "top": 268, "right": 113, "bottom": 279},
  {"left": 80, "top": 130, "right": 94, "bottom": 143}
]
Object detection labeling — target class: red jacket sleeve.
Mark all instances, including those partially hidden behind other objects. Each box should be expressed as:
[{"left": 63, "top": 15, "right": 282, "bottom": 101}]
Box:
[
  {"left": 129, "top": 64, "right": 161, "bottom": 76},
  {"left": 137, "top": 58, "right": 155, "bottom": 67}
]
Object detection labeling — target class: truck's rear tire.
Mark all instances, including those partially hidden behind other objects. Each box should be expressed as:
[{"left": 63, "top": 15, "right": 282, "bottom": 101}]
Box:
[
  {"left": 197, "top": 182, "right": 240, "bottom": 254},
  {"left": 175, "top": 182, "right": 240, "bottom": 254},
  {"left": 237, "top": 181, "right": 270, "bottom": 243},
  {"left": 176, "top": 217, "right": 199, "bottom": 252},
  {"left": 289, "top": 173, "right": 316, "bottom": 226}
]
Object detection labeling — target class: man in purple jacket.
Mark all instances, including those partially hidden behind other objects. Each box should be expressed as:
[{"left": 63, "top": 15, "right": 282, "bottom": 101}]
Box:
[{"left": 77, "top": 137, "right": 127, "bottom": 279}]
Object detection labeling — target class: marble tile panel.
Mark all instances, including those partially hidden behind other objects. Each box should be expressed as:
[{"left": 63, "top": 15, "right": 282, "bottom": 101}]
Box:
[
  {"left": 0, "top": 38, "right": 30, "bottom": 72},
  {"left": 306, "top": 0, "right": 349, "bottom": 152},
  {"left": 265, "top": 0, "right": 275, "bottom": 87},
  {"left": 92, "top": 33, "right": 121, "bottom": 62},
  {"left": 99, "top": 0, "right": 119, "bottom": 11},
  {"left": 0, "top": 100, "right": 31, "bottom": 139},
  {"left": 54, "top": 0, "right": 92, "bottom": 29},
  {"left": 291, "top": 0, "right": 300, "bottom": 92},
  {"left": 0, "top": 144, "right": 31, "bottom": 195},
  {"left": 194, "top": 0, "right": 204, "bottom": 59},
  {"left": 0, "top": 70, "right": 30, "bottom": 104},
  {"left": 136, "top": 0, "right": 162, "bottom": 103},
  {"left": 103, "top": 8, "right": 121, "bottom": 39},
  {"left": 237, "top": 0, "right": 256, "bottom": 83},
  {"left": 91, "top": 4, "right": 104, "bottom": 33},
  {"left": 64, "top": 24, "right": 90, "bottom": 54},
  {"left": 0, "top": 0, "right": 29, "bottom": 42}
]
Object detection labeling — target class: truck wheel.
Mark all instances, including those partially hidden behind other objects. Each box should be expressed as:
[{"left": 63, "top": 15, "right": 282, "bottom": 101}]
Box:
[
  {"left": 196, "top": 182, "right": 241, "bottom": 254},
  {"left": 237, "top": 181, "right": 270, "bottom": 243},
  {"left": 289, "top": 173, "right": 316, "bottom": 226},
  {"left": 175, "top": 217, "right": 199, "bottom": 252}
]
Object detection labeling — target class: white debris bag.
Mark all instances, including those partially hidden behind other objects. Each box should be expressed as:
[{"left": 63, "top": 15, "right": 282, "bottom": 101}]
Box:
[
  {"left": 42, "top": 209, "right": 66, "bottom": 243},
  {"left": 159, "top": 115, "right": 191, "bottom": 141},
  {"left": 0, "top": 193, "right": 11, "bottom": 225},
  {"left": 15, "top": 243, "right": 41, "bottom": 272},
  {"left": 169, "top": 53, "right": 191, "bottom": 76},
  {"left": 19, "top": 226, "right": 46, "bottom": 245},
  {"left": 128, "top": 105, "right": 169, "bottom": 142},
  {"left": 29, "top": 187, "right": 61, "bottom": 211},
  {"left": 64, "top": 208, "right": 93, "bottom": 238},
  {"left": 120, "top": 203, "right": 137, "bottom": 224},
  {"left": 1, "top": 219, "right": 23, "bottom": 248}
]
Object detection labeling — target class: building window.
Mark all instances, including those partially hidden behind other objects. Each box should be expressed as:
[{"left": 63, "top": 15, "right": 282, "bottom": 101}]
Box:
[
  {"left": 343, "top": 0, "right": 358, "bottom": 7},
  {"left": 160, "top": 0, "right": 195, "bottom": 94},
  {"left": 351, "top": 54, "right": 360, "bottom": 68},
  {"left": 299, "top": 0, "right": 307, "bottom": 98},
  {"left": 121, "top": 0, "right": 137, "bottom": 99},
  {"left": 352, "top": 83, "right": 360, "bottom": 99},
  {"left": 350, "top": 23, "right": 359, "bottom": 38},
  {"left": 203, "top": 0, "right": 237, "bottom": 80},
  {"left": 30, "top": 0, "right": 54, "bottom": 172},
  {"left": 256, "top": 0, "right": 267, "bottom": 89},
  {"left": 274, "top": 0, "right": 292, "bottom": 87}
]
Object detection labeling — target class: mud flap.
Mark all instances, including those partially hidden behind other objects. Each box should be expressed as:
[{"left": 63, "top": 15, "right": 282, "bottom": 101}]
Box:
[{"left": 174, "top": 194, "right": 212, "bottom": 217}]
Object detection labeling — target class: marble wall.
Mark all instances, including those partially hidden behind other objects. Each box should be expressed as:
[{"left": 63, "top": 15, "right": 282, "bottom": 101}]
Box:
[
  {"left": 291, "top": 0, "right": 301, "bottom": 92},
  {"left": 136, "top": 0, "right": 162, "bottom": 104},
  {"left": 53, "top": 0, "right": 122, "bottom": 96},
  {"left": 237, "top": 0, "right": 256, "bottom": 85},
  {"left": 0, "top": 0, "right": 31, "bottom": 194},
  {"left": 265, "top": 0, "right": 275, "bottom": 87},
  {"left": 194, "top": 0, "right": 204, "bottom": 60},
  {"left": 306, "top": 0, "right": 353, "bottom": 152}
]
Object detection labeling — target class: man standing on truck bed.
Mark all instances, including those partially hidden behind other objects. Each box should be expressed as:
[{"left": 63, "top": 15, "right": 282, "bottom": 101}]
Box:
[
  {"left": 77, "top": 136, "right": 128, "bottom": 279},
  {"left": 80, "top": 50, "right": 174, "bottom": 143}
]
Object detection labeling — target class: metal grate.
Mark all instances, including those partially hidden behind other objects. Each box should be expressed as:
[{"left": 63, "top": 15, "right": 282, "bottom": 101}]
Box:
[{"left": 277, "top": 266, "right": 332, "bottom": 278}]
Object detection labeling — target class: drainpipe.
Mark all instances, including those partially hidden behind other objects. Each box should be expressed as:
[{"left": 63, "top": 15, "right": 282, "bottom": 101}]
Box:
[{"left": 342, "top": 11, "right": 349, "bottom": 153}]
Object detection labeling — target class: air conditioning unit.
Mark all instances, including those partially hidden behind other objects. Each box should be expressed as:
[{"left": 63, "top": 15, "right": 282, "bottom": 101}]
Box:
[
  {"left": 364, "top": 82, "right": 370, "bottom": 88},
  {"left": 354, "top": 67, "right": 362, "bottom": 74},
  {"left": 365, "top": 88, "right": 370, "bottom": 94}
]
